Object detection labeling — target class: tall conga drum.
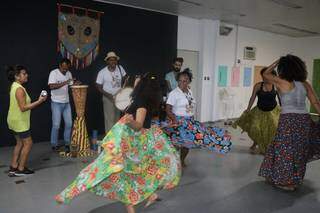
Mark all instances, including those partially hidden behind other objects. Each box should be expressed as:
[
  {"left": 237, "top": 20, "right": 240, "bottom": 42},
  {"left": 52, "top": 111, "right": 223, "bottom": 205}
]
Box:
[{"left": 69, "top": 85, "right": 93, "bottom": 157}]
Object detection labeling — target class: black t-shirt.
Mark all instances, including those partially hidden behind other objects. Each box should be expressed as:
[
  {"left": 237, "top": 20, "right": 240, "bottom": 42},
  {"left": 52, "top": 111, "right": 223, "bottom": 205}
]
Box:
[{"left": 125, "top": 97, "right": 152, "bottom": 128}]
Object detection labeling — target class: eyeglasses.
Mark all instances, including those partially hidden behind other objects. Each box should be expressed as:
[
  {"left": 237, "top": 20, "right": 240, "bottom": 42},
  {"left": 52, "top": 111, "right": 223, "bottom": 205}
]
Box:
[{"left": 178, "top": 80, "right": 189, "bottom": 83}]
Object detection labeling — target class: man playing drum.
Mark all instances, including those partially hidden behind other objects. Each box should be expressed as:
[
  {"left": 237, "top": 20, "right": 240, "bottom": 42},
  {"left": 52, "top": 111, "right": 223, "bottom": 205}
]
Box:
[{"left": 96, "top": 51, "right": 127, "bottom": 132}]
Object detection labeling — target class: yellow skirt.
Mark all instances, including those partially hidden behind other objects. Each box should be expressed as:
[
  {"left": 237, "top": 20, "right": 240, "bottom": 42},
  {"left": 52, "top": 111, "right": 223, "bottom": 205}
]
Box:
[{"left": 232, "top": 106, "right": 280, "bottom": 154}]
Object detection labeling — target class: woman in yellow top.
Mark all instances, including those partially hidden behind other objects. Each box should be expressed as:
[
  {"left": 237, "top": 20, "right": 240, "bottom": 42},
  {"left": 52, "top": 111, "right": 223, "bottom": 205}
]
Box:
[{"left": 7, "top": 65, "right": 47, "bottom": 176}]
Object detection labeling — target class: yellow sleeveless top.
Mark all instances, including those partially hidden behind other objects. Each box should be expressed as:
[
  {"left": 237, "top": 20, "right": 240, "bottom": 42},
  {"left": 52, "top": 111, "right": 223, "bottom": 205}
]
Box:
[{"left": 7, "top": 82, "right": 31, "bottom": 132}]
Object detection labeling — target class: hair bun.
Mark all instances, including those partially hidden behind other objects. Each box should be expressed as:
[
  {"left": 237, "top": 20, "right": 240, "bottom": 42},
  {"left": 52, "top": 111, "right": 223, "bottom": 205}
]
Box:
[{"left": 5, "top": 65, "right": 14, "bottom": 74}]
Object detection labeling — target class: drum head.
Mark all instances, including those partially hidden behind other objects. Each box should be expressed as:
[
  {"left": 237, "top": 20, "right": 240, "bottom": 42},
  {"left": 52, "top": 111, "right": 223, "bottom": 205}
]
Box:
[
  {"left": 70, "top": 85, "right": 88, "bottom": 89},
  {"left": 115, "top": 87, "right": 133, "bottom": 111}
]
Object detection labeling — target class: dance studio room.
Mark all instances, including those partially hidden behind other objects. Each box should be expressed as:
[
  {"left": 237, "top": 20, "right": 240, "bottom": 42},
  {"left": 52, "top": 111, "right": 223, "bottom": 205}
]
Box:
[{"left": 1, "top": 0, "right": 320, "bottom": 212}]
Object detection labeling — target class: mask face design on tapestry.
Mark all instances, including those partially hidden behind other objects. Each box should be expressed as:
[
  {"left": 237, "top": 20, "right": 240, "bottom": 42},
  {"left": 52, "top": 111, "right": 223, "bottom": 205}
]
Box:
[{"left": 58, "top": 12, "right": 100, "bottom": 69}]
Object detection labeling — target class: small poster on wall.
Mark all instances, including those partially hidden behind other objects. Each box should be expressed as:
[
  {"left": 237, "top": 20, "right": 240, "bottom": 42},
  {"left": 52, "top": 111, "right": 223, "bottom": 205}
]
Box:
[
  {"left": 254, "top": 65, "right": 265, "bottom": 85},
  {"left": 231, "top": 66, "right": 240, "bottom": 87},
  {"left": 218, "top": 65, "right": 228, "bottom": 87},
  {"left": 243, "top": 67, "right": 252, "bottom": 87}
]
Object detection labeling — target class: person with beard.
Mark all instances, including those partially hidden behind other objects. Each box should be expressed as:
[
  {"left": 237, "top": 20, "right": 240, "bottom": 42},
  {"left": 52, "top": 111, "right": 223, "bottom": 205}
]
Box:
[{"left": 165, "top": 57, "right": 184, "bottom": 92}]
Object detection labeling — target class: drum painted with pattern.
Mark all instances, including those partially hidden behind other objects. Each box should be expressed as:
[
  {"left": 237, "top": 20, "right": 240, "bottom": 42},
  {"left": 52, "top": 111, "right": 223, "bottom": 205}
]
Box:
[{"left": 70, "top": 85, "right": 88, "bottom": 117}]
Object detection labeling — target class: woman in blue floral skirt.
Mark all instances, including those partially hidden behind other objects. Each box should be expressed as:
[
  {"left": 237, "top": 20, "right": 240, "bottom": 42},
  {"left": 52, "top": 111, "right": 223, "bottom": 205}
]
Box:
[{"left": 163, "top": 69, "right": 232, "bottom": 167}]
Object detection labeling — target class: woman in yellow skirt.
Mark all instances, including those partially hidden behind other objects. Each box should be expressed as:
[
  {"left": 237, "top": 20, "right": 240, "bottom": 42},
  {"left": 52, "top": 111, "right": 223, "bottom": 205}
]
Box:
[{"left": 233, "top": 68, "right": 280, "bottom": 154}]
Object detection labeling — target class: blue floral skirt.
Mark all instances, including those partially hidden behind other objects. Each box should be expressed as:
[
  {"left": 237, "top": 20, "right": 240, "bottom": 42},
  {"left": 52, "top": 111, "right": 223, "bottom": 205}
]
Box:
[{"left": 161, "top": 116, "right": 232, "bottom": 154}]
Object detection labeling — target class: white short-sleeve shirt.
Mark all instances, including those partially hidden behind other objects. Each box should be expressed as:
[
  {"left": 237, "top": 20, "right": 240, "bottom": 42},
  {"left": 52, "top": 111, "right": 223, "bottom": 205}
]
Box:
[
  {"left": 166, "top": 87, "right": 196, "bottom": 117},
  {"left": 48, "top": 68, "right": 72, "bottom": 103},
  {"left": 96, "top": 65, "right": 126, "bottom": 95}
]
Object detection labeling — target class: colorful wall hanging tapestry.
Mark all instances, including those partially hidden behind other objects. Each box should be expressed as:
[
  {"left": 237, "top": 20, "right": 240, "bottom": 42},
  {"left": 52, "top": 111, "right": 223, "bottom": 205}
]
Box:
[{"left": 57, "top": 4, "right": 103, "bottom": 69}]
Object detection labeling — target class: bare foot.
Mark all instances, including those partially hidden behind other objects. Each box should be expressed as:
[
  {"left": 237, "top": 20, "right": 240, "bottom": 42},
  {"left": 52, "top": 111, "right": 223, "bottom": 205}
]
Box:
[
  {"left": 145, "top": 193, "right": 161, "bottom": 208},
  {"left": 55, "top": 195, "right": 64, "bottom": 204},
  {"left": 126, "top": 204, "right": 135, "bottom": 213},
  {"left": 249, "top": 144, "right": 256, "bottom": 150},
  {"left": 249, "top": 145, "right": 259, "bottom": 154},
  {"left": 264, "top": 178, "right": 273, "bottom": 185},
  {"left": 275, "top": 185, "right": 296, "bottom": 191},
  {"left": 182, "top": 161, "right": 187, "bottom": 168}
]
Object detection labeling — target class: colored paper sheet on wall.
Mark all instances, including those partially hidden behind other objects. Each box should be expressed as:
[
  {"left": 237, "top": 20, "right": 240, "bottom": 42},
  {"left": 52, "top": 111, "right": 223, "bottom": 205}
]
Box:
[
  {"left": 218, "top": 65, "right": 228, "bottom": 87},
  {"left": 311, "top": 59, "right": 320, "bottom": 113},
  {"left": 231, "top": 66, "right": 240, "bottom": 87},
  {"left": 243, "top": 67, "right": 252, "bottom": 87},
  {"left": 254, "top": 65, "right": 265, "bottom": 85}
]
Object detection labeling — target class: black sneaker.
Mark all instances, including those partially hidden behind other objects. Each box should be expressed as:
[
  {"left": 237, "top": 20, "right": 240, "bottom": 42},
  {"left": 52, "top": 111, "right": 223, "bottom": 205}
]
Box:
[
  {"left": 65, "top": 145, "right": 70, "bottom": 153},
  {"left": 14, "top": 168, "right": 35, "bottom": 176},
  {"left": 52, "top": 146, "right": 60, "bottom": 152},
  {"left": 8, "top": 166, "right": 17, "bottom": 176}
]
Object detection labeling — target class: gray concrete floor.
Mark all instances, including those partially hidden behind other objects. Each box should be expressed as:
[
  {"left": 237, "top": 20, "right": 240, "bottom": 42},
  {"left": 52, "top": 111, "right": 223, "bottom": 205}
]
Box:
[{"left": 1, "top": 122, "right": 320, "bottom": 213}]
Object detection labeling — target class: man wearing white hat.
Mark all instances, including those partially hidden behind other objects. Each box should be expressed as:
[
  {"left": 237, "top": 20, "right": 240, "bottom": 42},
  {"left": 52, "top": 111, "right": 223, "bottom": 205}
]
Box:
[{"left": 96, "top": 51, "right": 126, "bottom": 132}]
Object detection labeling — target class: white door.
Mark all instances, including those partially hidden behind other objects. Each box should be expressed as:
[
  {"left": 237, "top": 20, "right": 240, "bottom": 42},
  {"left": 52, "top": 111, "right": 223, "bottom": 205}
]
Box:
[{"left": 177, "top": 49, "right": 200, "bottom": 120}]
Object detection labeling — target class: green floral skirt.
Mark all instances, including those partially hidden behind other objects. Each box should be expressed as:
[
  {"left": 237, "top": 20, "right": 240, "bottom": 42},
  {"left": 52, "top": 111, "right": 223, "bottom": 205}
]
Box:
[
  {"left": 232, "top": 106, "right": 280, "bottom": 154},
  {"left": 55, "top": 117, "right": 181, "bottom": 205}
]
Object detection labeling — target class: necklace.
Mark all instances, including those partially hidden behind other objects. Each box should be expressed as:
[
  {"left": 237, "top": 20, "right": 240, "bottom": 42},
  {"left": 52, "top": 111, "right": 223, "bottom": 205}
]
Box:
[
  {"left": 109, "top": 69, "right": 120, "bottom": 88},
  {"left": 184, "top": 91, "right": 193, "bottom": 105},
  {"left": 183, "top": 90, "right": 194, "bottom": 114}
]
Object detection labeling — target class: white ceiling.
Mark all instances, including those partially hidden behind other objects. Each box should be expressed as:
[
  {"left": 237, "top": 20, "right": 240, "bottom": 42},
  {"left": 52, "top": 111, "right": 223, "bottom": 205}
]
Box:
[{"left": 94, "top": 0, "right": 320, "bottom": 37}]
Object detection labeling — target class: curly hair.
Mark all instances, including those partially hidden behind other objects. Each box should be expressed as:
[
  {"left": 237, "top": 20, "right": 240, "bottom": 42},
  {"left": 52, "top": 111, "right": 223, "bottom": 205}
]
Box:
[
  {"left": 5, "top": 65, "right": 27, "bottom": 91},
  {"left": 277, "top": 54, "right": 307, "bottom": 82},
  {"left": 173, "top": 57, "right": 184, "bottom": 64},
  {"left": 177, "top": 68, "right": 193, "bottom": 82},
  {"left": 6, "top": 65, "right": 26, "bottom": 83},
  {"left": 130, "top": 72, "right": 161, "bottom": 110},
  {"left": 59, "top": 58, "right": 71, "bottom": 66},
  {"left": 260, "top": 67, "right": 276, "bottom": 76}
]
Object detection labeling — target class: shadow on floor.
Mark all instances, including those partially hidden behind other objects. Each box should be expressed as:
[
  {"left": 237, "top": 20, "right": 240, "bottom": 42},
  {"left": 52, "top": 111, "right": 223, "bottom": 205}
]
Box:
[
  {"left": 180, "top": 180, "right": 317, "bottom": 213},
  {"left": 88, "top": 201, "right": 160, "bottom": 213}
]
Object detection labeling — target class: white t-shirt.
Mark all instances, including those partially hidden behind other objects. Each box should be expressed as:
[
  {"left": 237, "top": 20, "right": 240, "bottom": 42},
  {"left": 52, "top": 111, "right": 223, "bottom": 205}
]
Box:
[
  {"left": 48, "top": 68, "right": 72, "bottom": 103},
  {"left": 96, "top": 65, "right": 126, "bottom": 95},
  {"left": 166, "top": 87, "right": 196, "bottom": 117}
]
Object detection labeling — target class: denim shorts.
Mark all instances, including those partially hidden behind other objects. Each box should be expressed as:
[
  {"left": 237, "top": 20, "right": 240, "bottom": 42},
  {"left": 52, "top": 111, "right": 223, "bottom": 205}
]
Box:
[{"left": 12, "top": 130, "right": 31, "bottom": 139}]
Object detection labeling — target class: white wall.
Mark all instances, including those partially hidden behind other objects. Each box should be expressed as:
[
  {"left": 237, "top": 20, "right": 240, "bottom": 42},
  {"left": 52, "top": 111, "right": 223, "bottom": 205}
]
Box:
[
  {"left": 214, "top": 24, "right": 298, "bottom": 120},
  {"left": 294, "top": 36, "right": 320, "bottom": 81},
  {"left": 178, "top": 16, "right": 320, "bottom": 122},
  {"left": 177, "top": 16, "right": 201, "bottom": 51},
  {"left": 178, "top": 16, "right": 220, "bottom": 122}
]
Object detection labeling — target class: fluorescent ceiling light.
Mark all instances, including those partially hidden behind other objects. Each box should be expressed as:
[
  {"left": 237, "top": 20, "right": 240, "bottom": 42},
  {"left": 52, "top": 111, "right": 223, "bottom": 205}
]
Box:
[
  {"left": 268, "top": 0, "right": 302, "bottom": 9},
  {"left": 273, "top": 23, "right": 319, "bottom": 35},
  {"left": 178, "top": 0, "right": 202, "bottom": 7}
]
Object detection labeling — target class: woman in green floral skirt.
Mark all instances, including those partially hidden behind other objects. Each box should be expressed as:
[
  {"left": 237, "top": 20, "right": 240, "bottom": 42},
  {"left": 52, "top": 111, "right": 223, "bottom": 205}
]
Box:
[{"left": 55, "top": 73, "right": 181, "bottom": 213}]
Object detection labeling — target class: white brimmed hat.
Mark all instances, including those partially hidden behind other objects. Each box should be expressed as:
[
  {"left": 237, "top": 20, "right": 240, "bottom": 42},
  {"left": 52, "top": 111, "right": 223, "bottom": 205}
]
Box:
[{"left": 104, "top": 51, "right": 120, "bottom": 61}]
